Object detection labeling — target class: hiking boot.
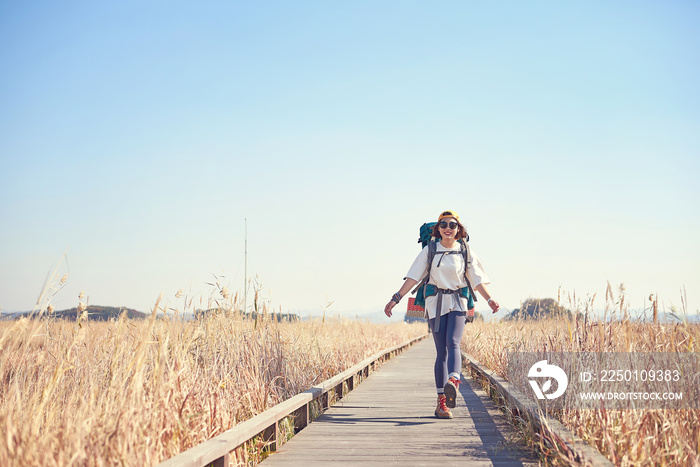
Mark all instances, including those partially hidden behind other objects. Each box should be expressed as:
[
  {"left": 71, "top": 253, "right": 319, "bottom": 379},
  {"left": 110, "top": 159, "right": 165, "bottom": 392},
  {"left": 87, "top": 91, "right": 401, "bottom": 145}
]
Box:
[
  {"left": 444, "top": 376, "right": 461, "bottom": 408},
  {"left": 435, "top": 394, "right": 453, "bottom": 419}
]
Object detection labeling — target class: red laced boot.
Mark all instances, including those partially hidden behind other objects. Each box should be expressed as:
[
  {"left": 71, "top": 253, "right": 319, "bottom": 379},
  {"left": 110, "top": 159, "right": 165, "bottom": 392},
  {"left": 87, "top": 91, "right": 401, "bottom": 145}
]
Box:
[
  {"left": 444, "top": 376, "right": 461, "bottom": 408},
  {"left": 435, "top": 394, "right": 453, "bottom": 419}
]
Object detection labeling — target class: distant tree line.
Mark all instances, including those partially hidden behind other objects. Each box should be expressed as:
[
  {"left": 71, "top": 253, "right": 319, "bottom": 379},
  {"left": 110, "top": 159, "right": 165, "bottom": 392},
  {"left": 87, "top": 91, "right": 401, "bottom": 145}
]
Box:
[
  {"left": 503, "top": 298, "right": 580, "bottom": 321},
  {"left": 399, "top": 298, "right": 581, "bottom": 323},
  {"left": 193, "top": 308, "right": 300, "bottom": 322}
]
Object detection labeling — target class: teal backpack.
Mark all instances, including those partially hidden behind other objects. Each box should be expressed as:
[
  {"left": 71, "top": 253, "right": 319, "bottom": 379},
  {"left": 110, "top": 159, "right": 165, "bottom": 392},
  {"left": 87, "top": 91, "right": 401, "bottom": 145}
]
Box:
[{"left": 412, "top": 222, "right": 476, "bottom": 321}]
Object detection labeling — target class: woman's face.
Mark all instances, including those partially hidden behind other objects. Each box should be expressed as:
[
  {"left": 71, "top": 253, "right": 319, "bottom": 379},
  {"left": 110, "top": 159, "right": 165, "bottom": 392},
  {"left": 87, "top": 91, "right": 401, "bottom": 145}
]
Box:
[{"left": 438, "top": 217, "right": 459, "bottom": 240}]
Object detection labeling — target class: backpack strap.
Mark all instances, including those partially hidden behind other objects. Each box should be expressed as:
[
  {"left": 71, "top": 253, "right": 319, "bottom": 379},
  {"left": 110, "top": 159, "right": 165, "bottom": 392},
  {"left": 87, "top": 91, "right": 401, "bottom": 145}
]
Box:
[
  {"left": 459, "top": 239, "right": 477, "bottom": 303},
  {"left": 427, "top": 240, "right": 438, "bottom": 275},
  {"left": 410, "top": 240, "right": 437, "bottom": 296}
]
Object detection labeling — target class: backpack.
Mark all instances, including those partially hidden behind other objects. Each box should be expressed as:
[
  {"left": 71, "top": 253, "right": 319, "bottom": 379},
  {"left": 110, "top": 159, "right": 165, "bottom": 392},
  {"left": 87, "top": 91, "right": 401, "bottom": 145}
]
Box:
[{"left": 407, "top": 222, "right": 476, "bottom": 322}]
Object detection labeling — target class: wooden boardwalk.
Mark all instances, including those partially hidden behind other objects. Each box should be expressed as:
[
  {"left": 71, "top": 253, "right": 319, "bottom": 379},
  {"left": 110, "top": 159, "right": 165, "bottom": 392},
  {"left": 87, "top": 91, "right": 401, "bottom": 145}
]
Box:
[{"left": 262, "top": 338, "right": 539, "bottom": 466}]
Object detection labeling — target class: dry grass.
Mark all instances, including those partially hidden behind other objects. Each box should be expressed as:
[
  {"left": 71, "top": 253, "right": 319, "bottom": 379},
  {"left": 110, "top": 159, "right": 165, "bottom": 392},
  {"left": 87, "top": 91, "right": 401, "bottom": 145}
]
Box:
[
  {"left": 462, "top": 289, "right": 700, "bottom": 466},
  {"left": 0, "top": 298, "right": 424, "bottom": 466}
]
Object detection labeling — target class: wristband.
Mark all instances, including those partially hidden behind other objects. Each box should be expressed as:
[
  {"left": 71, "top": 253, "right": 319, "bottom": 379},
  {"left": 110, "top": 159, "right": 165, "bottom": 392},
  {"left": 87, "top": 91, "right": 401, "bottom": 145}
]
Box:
[
  {"left": 487, "top": 298, "right": 495, "bottom": 304},
  {"left": 391, "top": 292, "right": 402, "bottom": 304}
]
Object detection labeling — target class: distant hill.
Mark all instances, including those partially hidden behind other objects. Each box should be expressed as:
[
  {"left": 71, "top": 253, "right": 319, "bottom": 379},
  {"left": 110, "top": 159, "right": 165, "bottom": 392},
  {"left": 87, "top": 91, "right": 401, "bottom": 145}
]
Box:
[
  {"left": 504, "top": 298, "right": 577, "bottom": 321},
  {"left": 2, "top": 306, "right": 147, "bottom": 321}
]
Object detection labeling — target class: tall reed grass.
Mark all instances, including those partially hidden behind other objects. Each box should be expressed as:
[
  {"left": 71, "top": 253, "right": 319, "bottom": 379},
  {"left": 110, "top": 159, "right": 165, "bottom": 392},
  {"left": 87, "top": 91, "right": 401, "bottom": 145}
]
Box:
[
  {"left": 462, "top": 288, "right": 700, "bottom": 466},
  {"left": 0, "top": 296, "right": 424, "bottom": 466}
]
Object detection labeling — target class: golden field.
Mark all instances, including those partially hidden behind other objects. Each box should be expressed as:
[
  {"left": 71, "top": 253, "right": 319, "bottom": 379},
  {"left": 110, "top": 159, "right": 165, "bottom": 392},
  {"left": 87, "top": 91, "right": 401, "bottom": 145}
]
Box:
[
  {"left": 4, "top": 280, "right": 697, "bottom": 467},
  {"left": 0, "top": 304, "right": 425, "bottom": 466},
  {"left": 462, "top": 315, "right": 700, "bottom": 466}
]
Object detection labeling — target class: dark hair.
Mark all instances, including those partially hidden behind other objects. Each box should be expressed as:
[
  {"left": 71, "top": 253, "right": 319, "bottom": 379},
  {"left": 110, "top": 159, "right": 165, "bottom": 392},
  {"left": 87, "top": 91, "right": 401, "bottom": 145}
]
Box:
[{"left": 432, "top": 219, "right": 468, "bottom": 241}]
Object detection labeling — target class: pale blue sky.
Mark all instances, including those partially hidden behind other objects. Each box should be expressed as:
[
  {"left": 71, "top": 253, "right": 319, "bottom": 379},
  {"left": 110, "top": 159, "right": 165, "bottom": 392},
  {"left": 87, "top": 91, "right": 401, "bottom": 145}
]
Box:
[{"left": 1, "top": 1, "right": 698, "bottom": 318}]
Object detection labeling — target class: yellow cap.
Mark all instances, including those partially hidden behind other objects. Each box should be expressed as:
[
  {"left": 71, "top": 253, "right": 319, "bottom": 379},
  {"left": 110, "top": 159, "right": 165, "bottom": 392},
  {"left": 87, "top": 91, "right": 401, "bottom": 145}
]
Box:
[{"left": 438, "top": 210, "right": 460, "bottom": 223}]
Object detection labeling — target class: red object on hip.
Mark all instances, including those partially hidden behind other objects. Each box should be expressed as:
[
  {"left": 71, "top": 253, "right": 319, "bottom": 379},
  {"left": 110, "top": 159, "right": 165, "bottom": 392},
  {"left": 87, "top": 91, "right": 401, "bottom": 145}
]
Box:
[{"left": 407, "top": 297, "right": 424, "bottom": 311}]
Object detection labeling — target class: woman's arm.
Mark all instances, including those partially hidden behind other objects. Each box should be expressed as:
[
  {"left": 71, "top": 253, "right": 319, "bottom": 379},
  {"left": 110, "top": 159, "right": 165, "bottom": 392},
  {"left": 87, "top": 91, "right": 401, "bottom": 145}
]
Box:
[
  {"left": 384, "top": 278, "right": 418, "bottom": 317},
  {"left": 475, "top": 283, "right": 500, "bottom": 313}
]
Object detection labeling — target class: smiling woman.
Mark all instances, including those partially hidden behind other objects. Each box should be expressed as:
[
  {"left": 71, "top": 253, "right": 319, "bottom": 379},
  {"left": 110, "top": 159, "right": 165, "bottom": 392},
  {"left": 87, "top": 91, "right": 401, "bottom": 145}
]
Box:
[{"left": 384, "top": 210, "right": 501, "bottom": 419}]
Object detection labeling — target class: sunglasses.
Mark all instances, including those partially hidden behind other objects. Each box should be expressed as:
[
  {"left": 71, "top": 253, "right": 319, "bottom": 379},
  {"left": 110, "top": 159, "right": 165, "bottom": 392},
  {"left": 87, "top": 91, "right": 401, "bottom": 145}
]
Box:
[{"left": 438, "top": 221, "right": 458, "bottom": 229}]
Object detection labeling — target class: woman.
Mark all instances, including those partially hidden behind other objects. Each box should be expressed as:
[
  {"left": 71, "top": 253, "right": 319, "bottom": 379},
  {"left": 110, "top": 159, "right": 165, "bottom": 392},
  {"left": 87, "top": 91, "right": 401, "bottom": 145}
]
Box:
[{"left": 384, "top": 210, "right": 500, "bottom": 419}]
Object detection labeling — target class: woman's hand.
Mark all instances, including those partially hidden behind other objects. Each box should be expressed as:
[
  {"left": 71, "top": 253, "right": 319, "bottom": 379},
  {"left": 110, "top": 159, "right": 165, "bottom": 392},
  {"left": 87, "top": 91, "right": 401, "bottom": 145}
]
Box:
[
  {"left": 384, "top": 300, "right": 397, "bottom": 317},
  {"left": 475, "top": 283, "right": 500, "bottom": 313},
  {"left": 488, "top": 298, "right": 500, "bottom": 313},
  {"left": 384, "top": 278, "right": 417, "bottom": 318}
]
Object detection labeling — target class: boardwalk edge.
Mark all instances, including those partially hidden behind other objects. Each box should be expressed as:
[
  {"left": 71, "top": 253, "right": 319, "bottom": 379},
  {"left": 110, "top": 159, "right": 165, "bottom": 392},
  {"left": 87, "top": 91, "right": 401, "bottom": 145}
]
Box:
[
  {"left": 158, "top": 333, "right": 429, "bottom": 467},
  {"left": 462, "top": 352, "right": 614, "bottom": 467}
]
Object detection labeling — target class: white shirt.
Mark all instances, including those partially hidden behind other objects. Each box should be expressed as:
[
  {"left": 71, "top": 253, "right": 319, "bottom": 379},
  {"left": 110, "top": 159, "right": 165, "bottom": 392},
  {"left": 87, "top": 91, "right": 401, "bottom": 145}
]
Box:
[{"left": 405, "top": 241, "right": 490, "bottom": 320}]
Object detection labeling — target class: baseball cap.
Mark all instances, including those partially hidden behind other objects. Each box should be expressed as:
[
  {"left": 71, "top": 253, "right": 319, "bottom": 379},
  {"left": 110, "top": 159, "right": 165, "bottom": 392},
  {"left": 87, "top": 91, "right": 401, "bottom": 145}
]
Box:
[{"left": 437, "top": 210, "right": 460, "bottom": 223}]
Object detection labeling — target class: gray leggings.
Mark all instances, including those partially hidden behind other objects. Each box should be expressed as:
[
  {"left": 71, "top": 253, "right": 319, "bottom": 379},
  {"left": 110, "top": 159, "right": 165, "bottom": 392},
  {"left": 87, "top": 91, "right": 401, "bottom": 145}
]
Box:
[{"left": 429, "top": 310, "right": 466, "bottom": 391}]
